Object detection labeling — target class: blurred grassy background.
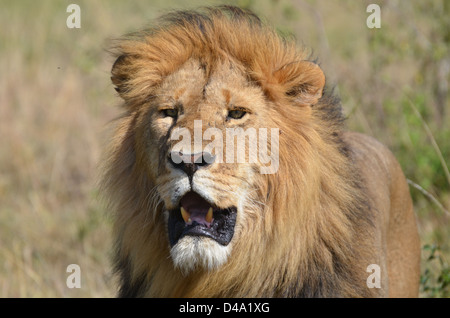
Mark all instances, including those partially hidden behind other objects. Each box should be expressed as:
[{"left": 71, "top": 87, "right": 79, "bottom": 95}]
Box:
[{"left": 1, "top": 0, "right": 448, "bottom": 297}]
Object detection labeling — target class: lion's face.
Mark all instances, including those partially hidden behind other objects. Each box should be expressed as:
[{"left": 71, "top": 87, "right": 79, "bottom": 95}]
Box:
[
  {"left": 135, "top": 58, "right": 277, "bottom": 272},
  {"left": 108, "top": 10, "right": 326, "bottom": 278}
]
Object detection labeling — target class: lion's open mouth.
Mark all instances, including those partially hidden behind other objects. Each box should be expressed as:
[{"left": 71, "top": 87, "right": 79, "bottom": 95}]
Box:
[{"left": 167, "top": 191, "right": 237, "bottom": 247}]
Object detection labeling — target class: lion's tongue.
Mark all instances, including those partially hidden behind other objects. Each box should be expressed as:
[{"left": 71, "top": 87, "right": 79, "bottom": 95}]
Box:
[{"left": 180, "top": 192, "right": 213, "bottom": 227}]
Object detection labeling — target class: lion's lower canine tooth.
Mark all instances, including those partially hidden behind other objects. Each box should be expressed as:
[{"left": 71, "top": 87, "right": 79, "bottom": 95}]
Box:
[
  {"left": 206, "top": 207, "right": 213, "bottom": 223},
  {"left": 180, "top": 206, "right": 190, "bottom": 223}
]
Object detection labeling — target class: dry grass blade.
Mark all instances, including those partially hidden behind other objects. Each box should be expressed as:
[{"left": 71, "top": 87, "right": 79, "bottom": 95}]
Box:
[
  {"left": 407, "top": 179, "right": 450, "bottom": 216},
  {"left": 404, "top": 93, "right": 450, "bottom": 186}
]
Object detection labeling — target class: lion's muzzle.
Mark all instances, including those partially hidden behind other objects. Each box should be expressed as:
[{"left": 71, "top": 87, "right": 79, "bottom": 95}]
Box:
[
  {"left": 167, "top": 191, "right": 237, "bottom": 247},
  {"left": 168, "top": 151, "right": 215, "bottom": 179}
]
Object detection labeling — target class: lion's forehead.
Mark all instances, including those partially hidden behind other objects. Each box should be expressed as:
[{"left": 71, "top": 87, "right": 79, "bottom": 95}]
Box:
[{"left": 157, "top": 58, "right": 265, "bottom": 114}]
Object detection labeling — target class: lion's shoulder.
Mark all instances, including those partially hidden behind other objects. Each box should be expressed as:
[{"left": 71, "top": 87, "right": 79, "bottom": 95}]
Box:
[{"left": 343, "top": 131, "right": 398, "bottom": 175}]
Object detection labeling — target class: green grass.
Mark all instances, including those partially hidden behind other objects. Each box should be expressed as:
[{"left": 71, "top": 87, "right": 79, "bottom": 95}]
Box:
[{"left": 1, "top": 0, "right": 448, "bottom": 297}]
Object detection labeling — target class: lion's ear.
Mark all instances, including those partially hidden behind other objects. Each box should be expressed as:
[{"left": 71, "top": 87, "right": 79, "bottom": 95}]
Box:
[
  {"left": 275, "top": 61, "right": 325, "bottom": 106},
  {"left": 111, "top": 54, "right": 131, "bottom": 99}
]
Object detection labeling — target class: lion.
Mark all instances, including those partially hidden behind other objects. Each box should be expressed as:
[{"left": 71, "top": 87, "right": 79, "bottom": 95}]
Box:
[{"left": 100, "top": 6, "right": 420, "bottom": 297}]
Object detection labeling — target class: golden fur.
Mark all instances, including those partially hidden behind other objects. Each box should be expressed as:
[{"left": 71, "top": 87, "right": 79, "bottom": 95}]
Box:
[{"left": 100, "top": 6, "right": 420, "bottom": 297}]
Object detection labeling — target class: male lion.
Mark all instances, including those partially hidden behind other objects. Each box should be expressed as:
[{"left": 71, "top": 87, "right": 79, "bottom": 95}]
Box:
[{"left": 100, "top": 6, "right": 420, "bottom": 297}]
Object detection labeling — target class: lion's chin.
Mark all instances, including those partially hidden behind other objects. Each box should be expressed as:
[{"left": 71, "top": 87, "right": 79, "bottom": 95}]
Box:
[
  {"left": 166, "top": 191, "right": 237, "bottom": 273},
  {"left": 170, "top": 236, "right": 232, "bottom": 274}
]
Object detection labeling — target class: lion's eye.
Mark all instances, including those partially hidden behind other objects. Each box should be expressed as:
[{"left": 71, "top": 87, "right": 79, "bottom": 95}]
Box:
[
  {"left": 162, "top": 108, "right": 178, "bottom": 118},
  {"left": 227, "top": 109, "right": 247, "bottom": 120}
]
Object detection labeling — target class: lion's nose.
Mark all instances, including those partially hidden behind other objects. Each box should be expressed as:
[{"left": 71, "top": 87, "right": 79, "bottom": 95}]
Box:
[{"left": 168, "top": 151, "right": 215, "bottom": 177}]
